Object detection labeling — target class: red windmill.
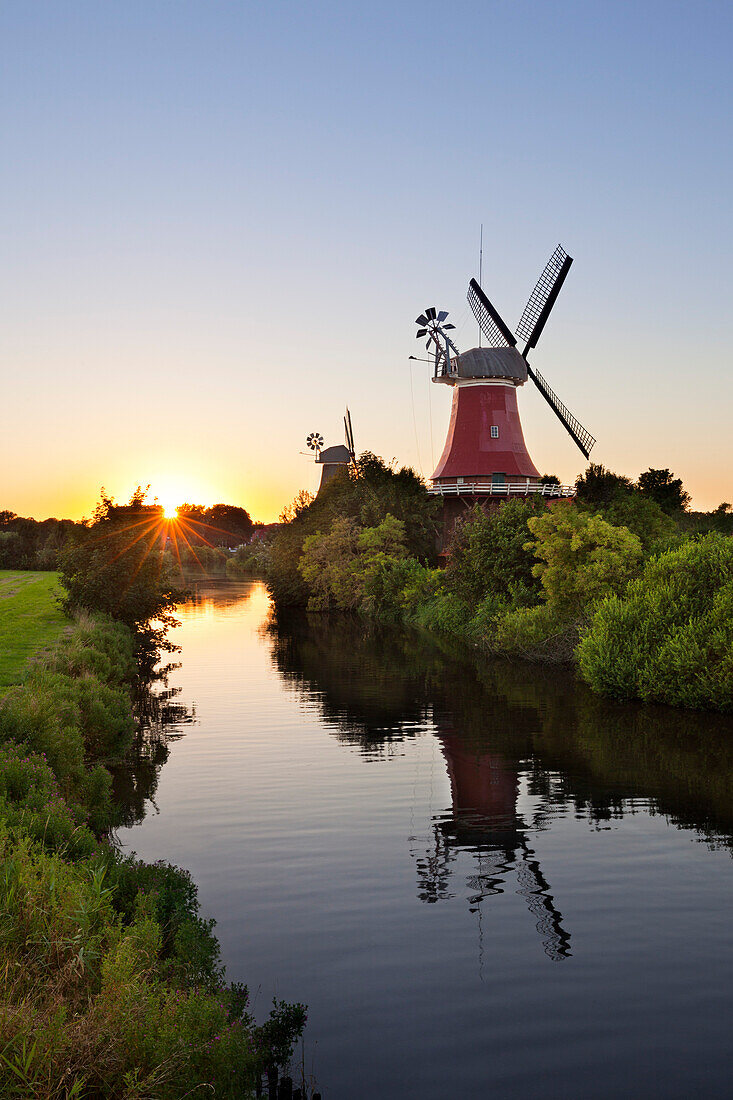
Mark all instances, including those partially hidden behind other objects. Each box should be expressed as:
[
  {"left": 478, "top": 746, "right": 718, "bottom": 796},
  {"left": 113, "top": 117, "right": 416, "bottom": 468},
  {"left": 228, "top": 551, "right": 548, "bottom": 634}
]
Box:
[{"left": 415, "top": 245, "right": 595, "bottom": 539}]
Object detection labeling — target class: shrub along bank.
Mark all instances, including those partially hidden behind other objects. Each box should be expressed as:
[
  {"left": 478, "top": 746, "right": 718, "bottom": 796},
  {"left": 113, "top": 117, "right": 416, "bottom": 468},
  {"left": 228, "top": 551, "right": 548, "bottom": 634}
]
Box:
[
  {"left": 265, "top": 462, "right": 733, "bottom": 713},
  {"left": 0, "top": 497, "right": 307, "bottom": 1097}
]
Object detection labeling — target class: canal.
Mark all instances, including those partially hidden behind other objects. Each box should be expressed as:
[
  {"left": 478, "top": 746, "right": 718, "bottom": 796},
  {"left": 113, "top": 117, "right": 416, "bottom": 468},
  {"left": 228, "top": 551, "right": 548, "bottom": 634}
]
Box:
[{"left": 116, "top": 579, "right": 733, "bottom": 1099}]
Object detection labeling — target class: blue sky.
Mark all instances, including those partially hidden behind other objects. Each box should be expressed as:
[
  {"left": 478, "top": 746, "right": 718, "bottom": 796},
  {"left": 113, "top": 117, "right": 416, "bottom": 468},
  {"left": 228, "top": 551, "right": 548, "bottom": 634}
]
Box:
[{"left": 2, "top": 1, "right": 732, "bottom": 519}]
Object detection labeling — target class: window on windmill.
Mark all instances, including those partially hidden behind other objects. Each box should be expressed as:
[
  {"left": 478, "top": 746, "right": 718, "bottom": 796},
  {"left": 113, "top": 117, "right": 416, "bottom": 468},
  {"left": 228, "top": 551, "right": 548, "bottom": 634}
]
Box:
[{"left": 490, "top": 425, "right": 499, "bottom": 438}]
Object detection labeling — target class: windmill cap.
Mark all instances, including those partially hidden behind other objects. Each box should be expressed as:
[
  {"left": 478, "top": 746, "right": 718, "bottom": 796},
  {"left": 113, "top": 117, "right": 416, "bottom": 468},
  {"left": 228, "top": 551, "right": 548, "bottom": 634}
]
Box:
[
  {"left": 454, "top": 346, "right": 528, "bottom": 383},
  {"left": 316, "top": 444, "right": 352, "bottom": 464}
]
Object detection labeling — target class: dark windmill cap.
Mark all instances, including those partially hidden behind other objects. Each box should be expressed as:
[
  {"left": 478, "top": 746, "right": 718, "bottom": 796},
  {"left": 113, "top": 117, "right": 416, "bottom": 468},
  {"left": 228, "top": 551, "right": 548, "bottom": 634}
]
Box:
[
  {"left": 316, "top": 444, "right": 352, "bottom": 464},
  {"left": 454, "top": 346, "right": 528, "bottom": 384}
]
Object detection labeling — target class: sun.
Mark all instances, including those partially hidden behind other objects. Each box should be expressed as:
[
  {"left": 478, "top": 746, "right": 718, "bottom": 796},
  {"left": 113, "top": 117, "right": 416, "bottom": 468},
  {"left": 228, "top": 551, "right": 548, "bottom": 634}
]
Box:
[{"left": 163, "top": 506, "right": 179, "bottom": 521}]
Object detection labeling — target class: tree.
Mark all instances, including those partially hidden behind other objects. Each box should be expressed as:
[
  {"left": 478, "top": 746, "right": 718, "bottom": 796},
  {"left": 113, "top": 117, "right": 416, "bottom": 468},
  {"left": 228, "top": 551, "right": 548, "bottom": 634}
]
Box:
[
  {"left": 279, "top": 490, "right": 315, "bottom": 524},
  {"left": 526, "top": 505, "right": 644, "bottom": 616},
  {"left": 636, "top": 468, "right": 690, "bottom": 514},
  {"left": 298, "top": 514, "right": 410, "bottom": 612},
  {"left": 177, "top": 502, "right": 207, "bottom": 518},
  {"left": 445, "top": 498, "right": 547, "bottom": 607},
  {"left": 267, "top": 453, "right": 439, "bottom": 607},
  {"left": 578, "top": 534, "right": 733, "bottom": 710},
  {"left": 202, "top": 504, "right": 253, "bottom": 546},
  {"left": 575, "top": 463, "right": 633, "bottom": 505},
  {"left": 58, "top": 489, "right": 185, "bottom": 669}
]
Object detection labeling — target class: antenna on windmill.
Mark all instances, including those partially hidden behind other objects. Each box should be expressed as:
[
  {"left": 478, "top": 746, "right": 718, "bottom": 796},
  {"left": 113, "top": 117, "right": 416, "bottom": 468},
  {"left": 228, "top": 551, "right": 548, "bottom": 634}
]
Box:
[
  {"left": 478, "top": 224, "right": 483, "bottom": 348},
  {"left": 468, "top": 244, "right": 595, "bottom": 459}
]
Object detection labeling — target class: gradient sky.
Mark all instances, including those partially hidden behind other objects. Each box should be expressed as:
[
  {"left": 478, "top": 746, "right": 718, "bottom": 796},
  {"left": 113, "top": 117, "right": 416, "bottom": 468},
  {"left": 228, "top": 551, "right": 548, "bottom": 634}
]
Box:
[{"left": 2, "top": 1, "right": 732, "bottom": 521}]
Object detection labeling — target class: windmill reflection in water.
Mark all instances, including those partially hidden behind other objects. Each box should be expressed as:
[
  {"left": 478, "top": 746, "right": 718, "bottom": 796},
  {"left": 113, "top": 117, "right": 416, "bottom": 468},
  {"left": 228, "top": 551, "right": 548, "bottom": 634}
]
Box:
[
  {"left": 412, "top": 721, "right": 572, "bottom": 965},
  {"left": 267, "top": 614, "right": 572, "bottom": 966}
]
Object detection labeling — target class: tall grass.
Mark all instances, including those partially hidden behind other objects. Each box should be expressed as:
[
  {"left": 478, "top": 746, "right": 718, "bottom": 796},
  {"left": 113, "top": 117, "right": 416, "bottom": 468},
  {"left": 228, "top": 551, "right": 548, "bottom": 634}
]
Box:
[{"left": 0, "top": 612, "right": 306, "bottom": 1097}]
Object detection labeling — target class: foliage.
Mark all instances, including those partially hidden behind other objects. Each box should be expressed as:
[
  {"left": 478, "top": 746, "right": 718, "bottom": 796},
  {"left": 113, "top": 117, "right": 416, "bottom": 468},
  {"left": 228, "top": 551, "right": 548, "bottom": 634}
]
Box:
[
  {"left": 637, "top": 467, "right": 690, "bottom": 514},
  {"left": 0, "top": 742, "right": 97, "bottom": 858},
  {"left": 0, "top": 615, "right": 138, "bottom": 830},
  {"left": 226, "top": 540, "right": 272, "bottom": 578},
  {"left": 268, "top": 453, "right": 439, "bottom": 607},
  {"left": 575, "top": 463, "right": 634, "bottom": 505},
  {"left": 493, "top": 603, "right": 581, "bottom": 663},
  {"left": 0, "top": 514, "right": 75, "bottom": 571},
  {"left": 164, "top": 542, "right": 228, "bottom": 576},
  {"left": 578, "top": 533, "right": 733, "bottom": 710},
  {"left": 58, "top": 488, "right": 185, "bottom": 672},
  {"left": 444, "top": 498, "right": 547, "bottom": 607},
  {"left": 578, "top": 490, "right": 678, "bottom": 553},
  {"left": 0, "top": 829, "right": 304, "bottom": 1098},
  {"left": 176, "top": 502, "right": 254, "bottom": 547},
  {"left": 525, "top": 505, "right": 644, "bottom": 617},
  {"left": 299, "top": 514, "right": 411, "bottom": 614},
  {"left": 0, "top": 596, "right": 308, "bottom": 1095}
]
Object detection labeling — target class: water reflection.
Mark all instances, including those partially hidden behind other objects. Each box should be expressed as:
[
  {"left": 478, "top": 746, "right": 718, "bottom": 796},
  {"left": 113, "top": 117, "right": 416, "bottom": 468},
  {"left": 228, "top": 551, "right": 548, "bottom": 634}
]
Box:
[
  {"left": 268, "top": 610, "right": 733, "bottom": 959},
  {"left": 112, "top": 582, "right": 733, "bottom": 1099},
  {"left": 111, "top": 679, "right": 197, "bottom": 830}
]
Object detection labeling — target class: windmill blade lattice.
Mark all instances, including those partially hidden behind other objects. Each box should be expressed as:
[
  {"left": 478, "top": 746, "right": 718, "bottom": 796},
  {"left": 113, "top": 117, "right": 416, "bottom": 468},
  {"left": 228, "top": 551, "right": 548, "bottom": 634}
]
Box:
[
  {"left": 467, "top": 279, "right": 517, "bottom": 349},
  {"left": 516, "top": 245, "right": 573, "bottom": 352},
  {"left": 527, "top": 365, "right": 595, "bottom": 458}
]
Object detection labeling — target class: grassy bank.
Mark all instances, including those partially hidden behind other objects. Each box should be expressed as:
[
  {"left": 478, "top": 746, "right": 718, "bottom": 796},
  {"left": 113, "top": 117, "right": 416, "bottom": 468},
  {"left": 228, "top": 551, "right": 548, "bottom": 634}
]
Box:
[
  {"left": 0, "top": 571, "right": 68, "bottom": 689},
  {"left": 0, "top": 564, "right": 306, "bottom": 1096}
]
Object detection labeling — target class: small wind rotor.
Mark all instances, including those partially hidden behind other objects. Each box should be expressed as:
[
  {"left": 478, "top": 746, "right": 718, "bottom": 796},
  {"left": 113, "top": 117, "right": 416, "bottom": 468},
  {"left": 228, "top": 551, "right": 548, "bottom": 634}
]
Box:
[
  {"left": 344, "top": 408, "right": 356, "bottom": 460},
  {"left": 306, "top": 432, "right": 324, "bottom": 453},
  {"left": 467, "top": 245, "right": 595, "bottom": 459},
  {"left": 416, "top": 307, "right": 459, "bottom": 376}
]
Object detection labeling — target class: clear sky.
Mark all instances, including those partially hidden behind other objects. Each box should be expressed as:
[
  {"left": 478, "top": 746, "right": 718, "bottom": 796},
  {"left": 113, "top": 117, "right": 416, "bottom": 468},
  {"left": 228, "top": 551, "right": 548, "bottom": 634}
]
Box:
[{"left": 2, "top": 0, "right": 732, "bottom": 521}]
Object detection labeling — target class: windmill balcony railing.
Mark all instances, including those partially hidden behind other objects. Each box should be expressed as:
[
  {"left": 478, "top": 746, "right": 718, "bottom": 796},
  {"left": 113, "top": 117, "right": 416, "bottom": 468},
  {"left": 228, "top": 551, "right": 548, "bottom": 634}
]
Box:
[{"left": 428, "top": 481, "right": 575, "bottom": 498}]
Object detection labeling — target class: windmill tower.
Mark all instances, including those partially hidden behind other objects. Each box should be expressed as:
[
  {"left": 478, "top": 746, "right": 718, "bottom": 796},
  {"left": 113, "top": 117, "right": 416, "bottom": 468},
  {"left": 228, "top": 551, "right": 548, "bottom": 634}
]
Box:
[
  {"left": 416, "top": 246, "right": 595, "bottom": 541},
  {"left": 306, "top": 409, "right": 357, "bottom": 495}
]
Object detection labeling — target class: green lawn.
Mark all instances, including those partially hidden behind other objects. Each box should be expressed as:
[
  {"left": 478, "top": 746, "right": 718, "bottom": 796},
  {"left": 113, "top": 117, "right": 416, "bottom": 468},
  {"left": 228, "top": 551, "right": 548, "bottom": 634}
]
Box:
[{"left": 0, "top": 570, "right": 69, "bottom": 689}]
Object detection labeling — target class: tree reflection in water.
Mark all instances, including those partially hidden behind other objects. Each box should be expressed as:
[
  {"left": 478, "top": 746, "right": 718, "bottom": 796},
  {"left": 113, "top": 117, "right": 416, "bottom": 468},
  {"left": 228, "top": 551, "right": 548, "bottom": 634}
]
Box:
[
  {"left": 110, "top": 668, "right": 197, "bottom": 830},
  {"left": 267, "top": 610, "right": 733, "bottom": 962}
]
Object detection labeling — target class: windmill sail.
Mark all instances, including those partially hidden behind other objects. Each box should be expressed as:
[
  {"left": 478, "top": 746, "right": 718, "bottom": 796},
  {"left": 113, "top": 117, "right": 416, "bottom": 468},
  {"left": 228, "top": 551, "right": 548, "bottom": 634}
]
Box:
[
  {"left": 344, "top": 408, "right": 356, "bottom": 457},
  {"left": 468, "top": 279, "right": 517, "bottom": 348},
  {"left": 517, "top": 245, "right": 573, "bottom": 352},
  {"left": 515, "top": 839, "right": 572, "bottom": 962},
  {"left": 527, "top": 364, "right": 595, "bottom": 458}
]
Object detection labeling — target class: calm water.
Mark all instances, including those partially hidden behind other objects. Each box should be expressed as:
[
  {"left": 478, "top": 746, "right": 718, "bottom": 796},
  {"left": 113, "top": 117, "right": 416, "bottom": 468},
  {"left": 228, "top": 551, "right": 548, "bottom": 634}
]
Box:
[{"left": 116, "top": 580, "right": 733, "bottom": 1099}]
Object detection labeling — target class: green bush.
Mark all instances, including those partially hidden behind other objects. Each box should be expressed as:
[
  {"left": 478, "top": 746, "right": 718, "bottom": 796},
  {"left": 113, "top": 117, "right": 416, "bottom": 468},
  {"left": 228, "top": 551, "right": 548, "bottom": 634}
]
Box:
[
  {"left": 0, "top": 743, "right": 96, "bottom": 858},
  {"left": 410, "top": 587, "right": 472, "bottom": 637},
  {"left": 578, "top": 533, "right": 733, "bottom": 710},
  {"left": 0, "top": 602, "right": 309, "bottom": 1096},
  {"left": 445, "top": 498, "right": 547, "bottom": 606},
  {"left": 526, "top": 505, "right": 644, "bottom": 617},
  {"left": 109, "top": 856, "right": 224, "bottom": 989},
  {"left": 268, "top": 453, "right": 439, "bottom": 607},
  {"left": 494, "top": 603, "right": 581, "bottom": 662},
  {"left": 0, "top": 832, "right": 265, "bottom": 1098},
  {"left": 49, "top": 612, "right": 136, "bottom": 685}
]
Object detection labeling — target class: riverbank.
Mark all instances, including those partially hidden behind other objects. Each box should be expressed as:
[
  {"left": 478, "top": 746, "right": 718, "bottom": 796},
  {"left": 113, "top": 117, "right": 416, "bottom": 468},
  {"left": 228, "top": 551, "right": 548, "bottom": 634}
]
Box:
[
  {"left": 0, "top": 568, "right": 305, "bottom": 1097},
  {"left": 265, "top": 463, "right": 733, "bottom": 713}
]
